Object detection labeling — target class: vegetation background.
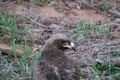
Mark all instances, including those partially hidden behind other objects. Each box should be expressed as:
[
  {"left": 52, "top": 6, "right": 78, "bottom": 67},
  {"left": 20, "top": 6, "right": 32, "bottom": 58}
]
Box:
[{"left": 0, "top": 0, "right": 120, "bottom": 80}]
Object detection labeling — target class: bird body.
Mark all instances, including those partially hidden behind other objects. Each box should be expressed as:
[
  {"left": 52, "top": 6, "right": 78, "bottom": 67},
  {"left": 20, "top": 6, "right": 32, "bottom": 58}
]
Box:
[{"left": 32, "top": 34, "right": 81, "bottom": 80}]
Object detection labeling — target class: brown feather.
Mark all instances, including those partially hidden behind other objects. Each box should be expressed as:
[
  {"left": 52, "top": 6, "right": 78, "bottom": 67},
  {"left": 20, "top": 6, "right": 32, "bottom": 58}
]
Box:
[{"left": 32, "top": 34, "right": 81, "bottom": 80}]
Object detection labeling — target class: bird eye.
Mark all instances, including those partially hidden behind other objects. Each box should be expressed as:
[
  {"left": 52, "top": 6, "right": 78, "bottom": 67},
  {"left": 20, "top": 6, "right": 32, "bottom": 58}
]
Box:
[{"left": 60, "top": 40, "right": 66, "bottom": 44}]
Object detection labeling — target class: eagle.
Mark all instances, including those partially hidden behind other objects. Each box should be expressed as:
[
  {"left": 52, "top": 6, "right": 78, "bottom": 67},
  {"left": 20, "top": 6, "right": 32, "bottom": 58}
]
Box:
[{"left": 32, "top": 33, "right": 81, "bottom": 80}]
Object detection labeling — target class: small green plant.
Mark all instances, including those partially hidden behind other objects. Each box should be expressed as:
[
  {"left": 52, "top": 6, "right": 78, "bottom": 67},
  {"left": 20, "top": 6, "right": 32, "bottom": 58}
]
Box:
[
  {"left": 0, "top": 10, "right": 29, "bottom": 41},
  {"left": 35, "top": 0, "right": 52, "bottom": 6},
  {"left": 80, "top": 70, "right": 88, "bottom": 79},
  {"left": 101, "top": 0, "right": 111, "bottom": 11},
  {"left": 92, "top": 63, "right": 120, "bottom": 80},
  {"left": 0, "top": 37, "right": 43, "bottom": 79},
  {"left": 0, "top": 10, "right": 40, "bottom": 79},
  {"left": 93, "top": 0, "right": 111, "bottom": 11},
  {"left": 72, "top": 20, "right": 111, "bottom": 37},
  {"left": 115, "top": 51, "right": 120, "bottom": 56}
]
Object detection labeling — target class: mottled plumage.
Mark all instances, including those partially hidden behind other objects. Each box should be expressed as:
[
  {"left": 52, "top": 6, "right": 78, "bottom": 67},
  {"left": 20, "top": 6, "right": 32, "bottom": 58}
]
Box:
[{"left": 32, "top": 34, "right": 81, "bottom": 80}]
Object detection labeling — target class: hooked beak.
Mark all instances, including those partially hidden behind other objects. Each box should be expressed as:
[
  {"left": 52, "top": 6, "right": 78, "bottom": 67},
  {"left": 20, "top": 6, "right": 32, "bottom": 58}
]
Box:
[
  {"left": 63, "top": 42, "right": 76, "bottom": 51},
  {"left": 70, "top": 42, "right": 76, "bottom": 51}
]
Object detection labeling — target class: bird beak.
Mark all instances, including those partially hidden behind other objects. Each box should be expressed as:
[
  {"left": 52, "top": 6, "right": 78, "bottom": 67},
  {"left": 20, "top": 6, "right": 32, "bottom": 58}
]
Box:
[
  {"left": 71, "top": 42, "right": 76, "bottom": 51},
  {"left": 63, "top": 42, "right": 76, "bottom": 51}
]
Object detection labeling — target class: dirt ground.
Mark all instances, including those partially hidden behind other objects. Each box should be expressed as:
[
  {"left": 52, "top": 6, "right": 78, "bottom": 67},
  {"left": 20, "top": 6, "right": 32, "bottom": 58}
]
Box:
[{"left": 0, "top": 0, "right": 120, "bottom": 80}]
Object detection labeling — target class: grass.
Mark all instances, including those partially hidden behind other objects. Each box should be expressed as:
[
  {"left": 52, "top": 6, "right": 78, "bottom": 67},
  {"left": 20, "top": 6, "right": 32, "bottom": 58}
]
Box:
[
  {"left": 35, "top": 0, "right": 52, "bottom": 6},
  {"left": 73, "top": 20, "right": 120, "bottom": 80},
  {"left": 92, "top": 62, "right": 120, "bottom": 80},
  {"left": 72, "top": 20, "right": 111, "bottom": 38},
  {"left": 0, "top": 5, "right": 119, "bottom": 80},
  {"left": 91, "top": 51, "right": 120, "bottom": 80},
  {"left": 92, "top": 0, "right": 111, "bottom": 11},
  {"left": 101, "top": 0, "right": 111, "bottom": 11},
  {"left": 0, "top": 10, "right": 43, "bottom": 80},
  {"left": 0, "top": 38, "right": 43, "bottom": 80},
  {"left": 0, "top": 10, "right": 29, "bottom": 41},
  {"left": 80, "top": 70, "right": 88, "bottom": 79}
]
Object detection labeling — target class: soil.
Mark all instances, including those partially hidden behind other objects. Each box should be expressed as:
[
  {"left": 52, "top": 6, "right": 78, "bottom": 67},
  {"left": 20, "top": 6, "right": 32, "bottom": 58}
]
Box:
[{"left": 0, "top": 0, "right": 120, "bottom": 80}]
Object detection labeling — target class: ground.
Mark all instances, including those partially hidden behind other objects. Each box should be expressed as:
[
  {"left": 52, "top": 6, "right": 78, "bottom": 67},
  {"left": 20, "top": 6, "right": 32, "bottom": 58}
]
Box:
[{"left": 0, "top": 0, "right": 120, "bottom": 80}]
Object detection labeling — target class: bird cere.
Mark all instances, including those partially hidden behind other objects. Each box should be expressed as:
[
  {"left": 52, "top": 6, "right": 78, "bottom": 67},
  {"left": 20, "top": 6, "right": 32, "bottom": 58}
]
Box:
[{"left": 32, "top": 33, "right": 81, "bottom": 80}]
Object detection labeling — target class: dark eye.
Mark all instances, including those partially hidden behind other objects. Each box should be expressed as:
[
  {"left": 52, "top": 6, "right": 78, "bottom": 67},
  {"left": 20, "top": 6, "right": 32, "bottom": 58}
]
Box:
[
  {"left": 60, "top": 40, "right": 66, "bottom": 43},
  {"left": 61, "top": 40, "right": 71, "bottom": 45}
]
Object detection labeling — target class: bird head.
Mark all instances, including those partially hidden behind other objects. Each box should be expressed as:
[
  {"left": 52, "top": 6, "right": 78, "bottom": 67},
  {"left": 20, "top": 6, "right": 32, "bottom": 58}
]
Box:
[
  {"left": 44, "top": 34, "right": 76, "bottom": 51},
  {"left": 52, "top": 39, "right": 76, "bottom": 51}
]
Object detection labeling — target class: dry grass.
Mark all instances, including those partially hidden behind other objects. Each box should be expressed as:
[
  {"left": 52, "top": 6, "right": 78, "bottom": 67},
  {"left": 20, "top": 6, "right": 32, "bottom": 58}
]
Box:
[{"left": 0, "top": 0, "right": 120, "bottom": 80}]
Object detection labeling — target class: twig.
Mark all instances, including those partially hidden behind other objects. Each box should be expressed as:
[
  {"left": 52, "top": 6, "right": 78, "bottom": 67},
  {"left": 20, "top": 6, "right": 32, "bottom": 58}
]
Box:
[
  {"left": 27, "top": 17, "right": 46, "bottom": 27},
  {"left": 0, "top": 43, "right": 24, "bottom": 56},
  {"left": 109, "top": 8, "right": 120, "bottom": 17}
]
